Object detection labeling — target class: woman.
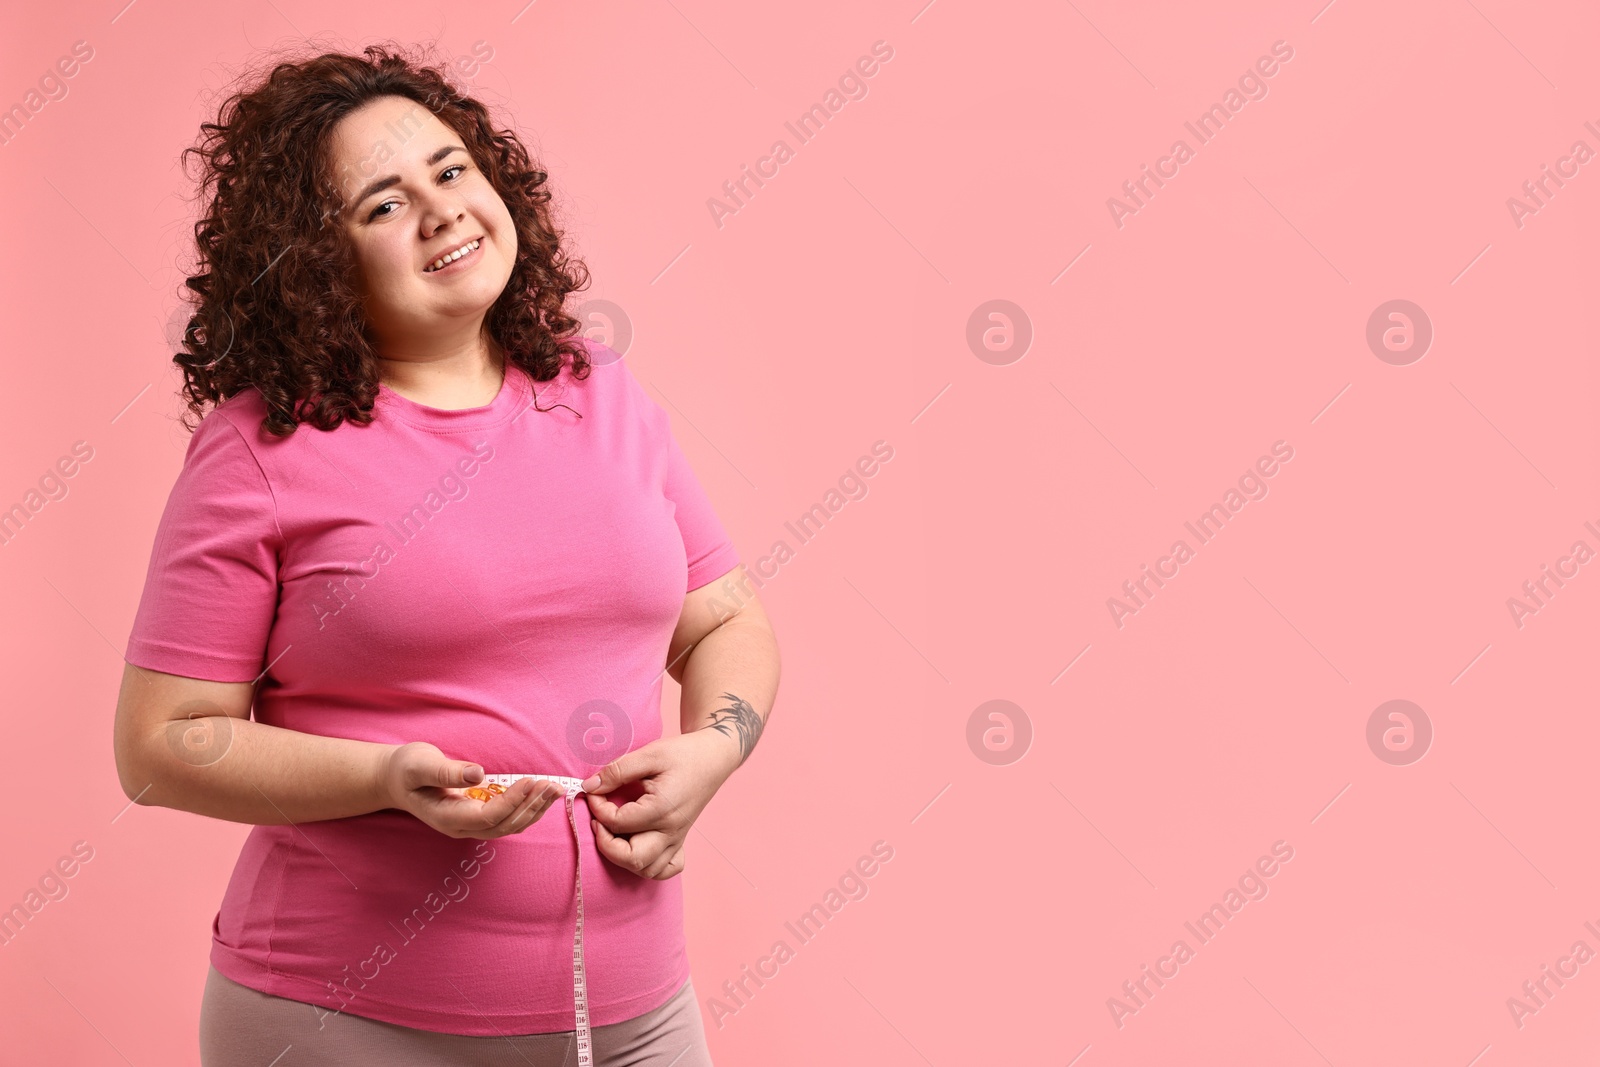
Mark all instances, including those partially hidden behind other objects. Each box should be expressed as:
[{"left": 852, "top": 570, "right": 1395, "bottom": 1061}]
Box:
[{"left": 113, "top": 44, "right": 779, "bottom": 1067}]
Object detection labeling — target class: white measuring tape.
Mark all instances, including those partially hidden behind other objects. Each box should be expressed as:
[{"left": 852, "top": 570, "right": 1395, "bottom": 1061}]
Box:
[{"left": 480, "top": 773, "right": 595, "bottom": 1067}]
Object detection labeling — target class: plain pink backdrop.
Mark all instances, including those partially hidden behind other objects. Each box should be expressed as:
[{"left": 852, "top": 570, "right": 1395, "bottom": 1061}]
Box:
[{"left": 3, "top": 0, "right": 1599, "bottom": 1064}]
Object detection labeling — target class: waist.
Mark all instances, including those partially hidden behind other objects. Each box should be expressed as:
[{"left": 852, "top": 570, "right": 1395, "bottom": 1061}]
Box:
[{"left": 210, "top": 813, "right": 687, "bottom": 1033}]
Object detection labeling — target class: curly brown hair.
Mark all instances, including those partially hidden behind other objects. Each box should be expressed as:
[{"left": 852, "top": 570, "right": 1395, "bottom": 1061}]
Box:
[{"left": 173, "top": 42, "right": 592, "bottom": 437}]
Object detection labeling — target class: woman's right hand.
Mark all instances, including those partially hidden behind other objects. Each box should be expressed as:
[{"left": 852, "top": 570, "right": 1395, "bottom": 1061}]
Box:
[{"left": 379, "top": 741, "right": 562, "bottom": 839}]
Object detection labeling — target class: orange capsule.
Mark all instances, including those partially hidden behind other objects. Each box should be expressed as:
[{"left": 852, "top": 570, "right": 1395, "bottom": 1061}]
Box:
[{"left": 464, "top": 782, "right": 508, "bottom": 802}]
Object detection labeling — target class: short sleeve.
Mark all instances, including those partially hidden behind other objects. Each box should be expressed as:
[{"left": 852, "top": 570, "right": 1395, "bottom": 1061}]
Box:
[
  {"left": 124, "top": 410, "right": 284, "bottom": 683},
  {"left": 606, "top": 349, "right": 742, "bottom": 593},
  {"left": 662, "top": 426, "right": 743, "bottom": 592}
]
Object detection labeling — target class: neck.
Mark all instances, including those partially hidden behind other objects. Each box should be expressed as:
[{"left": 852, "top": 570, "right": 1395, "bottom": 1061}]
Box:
[{"left": 378, "top": 339, "right": 506, "bottom": 410}]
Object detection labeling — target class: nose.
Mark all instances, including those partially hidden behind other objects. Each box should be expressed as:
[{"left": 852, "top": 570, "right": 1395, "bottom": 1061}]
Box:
[{"left": 418, "top": 188, "right": 466, "bottom": 239}]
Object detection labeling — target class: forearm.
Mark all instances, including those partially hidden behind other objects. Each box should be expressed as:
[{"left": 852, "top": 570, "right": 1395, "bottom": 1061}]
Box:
[
  {"left": 124, "top": 716, "right": 395, "bottom": 825},
  {"left": 678, "top": 613, "right": 780, "bottom": 774}
]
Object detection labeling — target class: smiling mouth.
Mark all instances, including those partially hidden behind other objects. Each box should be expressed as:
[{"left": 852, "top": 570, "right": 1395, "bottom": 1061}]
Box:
[{"left": 424, "top": 237, "right": 483, "bottom": 273}]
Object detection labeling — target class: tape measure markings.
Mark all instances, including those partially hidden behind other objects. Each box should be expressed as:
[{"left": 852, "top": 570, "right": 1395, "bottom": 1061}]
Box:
[{"left": 480, "top": 772, "right": 594, "bottom": 1067}]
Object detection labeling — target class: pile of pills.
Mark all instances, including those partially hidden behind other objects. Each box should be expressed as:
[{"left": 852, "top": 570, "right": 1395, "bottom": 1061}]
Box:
[{"left": 464, "top": 781, "right": 508, "bottom": 802}]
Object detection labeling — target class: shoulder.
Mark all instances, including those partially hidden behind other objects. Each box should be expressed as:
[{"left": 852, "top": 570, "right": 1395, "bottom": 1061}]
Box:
[
  {"left": 538, "top": 338, "right": 656, "bottom": 417},
  {"left": 190, "top": 385, "right": 358, "bottom": 457},
  {"left": 177, "top": 389, "right": 285, "bottom": 489},
  {"left": 193, "top": 387, "right": 278, "bottom": 441}
]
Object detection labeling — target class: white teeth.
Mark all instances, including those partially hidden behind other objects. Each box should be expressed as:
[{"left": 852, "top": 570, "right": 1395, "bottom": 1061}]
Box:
[{"left": 426, "top": 239, "right": 480, "bottom": 272}]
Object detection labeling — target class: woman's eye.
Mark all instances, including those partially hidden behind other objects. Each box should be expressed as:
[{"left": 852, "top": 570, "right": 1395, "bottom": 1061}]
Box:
[{"left": 366, "top": 166, "right": 467, "bottom": 220}]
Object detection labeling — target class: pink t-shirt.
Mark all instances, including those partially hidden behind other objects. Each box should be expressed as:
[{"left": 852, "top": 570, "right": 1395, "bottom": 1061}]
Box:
[{"left": 124, "top": 339, "right": 742, "bottom": 1034}]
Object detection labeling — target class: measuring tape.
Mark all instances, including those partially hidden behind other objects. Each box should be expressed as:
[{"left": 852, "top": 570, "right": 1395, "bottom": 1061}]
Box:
[{"left": 481, "top": 773, "right": 595, "bottom": 1067}]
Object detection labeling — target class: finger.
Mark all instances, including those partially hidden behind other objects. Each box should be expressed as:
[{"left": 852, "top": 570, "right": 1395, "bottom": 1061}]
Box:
[
  {"left": 410, "top": 778, "right": 525, "bottom": 834},
  {"left": 492, "top": 781, "right": 561, "bottom": 834},
  {"left": 585, "top": 788, "right": 679, "bottom": 835},
  {"left": 624, "top": 832, "right": 670, "bottom": 876},
  {"left": 582, "top": 745, "right": 666, "bottom": 795},
  {"left": 642, "top": 845, "right": 683, "bottom": 880},
  {"left": 593, "top": 823, "right": 668, "bottom": 875},
  {"left": 587, "top": 815, "right": 635, "bottom": 866},
  {"left": 463, "top": 778, "right": 539, "bottom": 832},
  {"left": 516, "top": 783, "right": 566, "bottom": 831},
  {"left": 426, "top": 757, "right": 486, "bottom": 790}
]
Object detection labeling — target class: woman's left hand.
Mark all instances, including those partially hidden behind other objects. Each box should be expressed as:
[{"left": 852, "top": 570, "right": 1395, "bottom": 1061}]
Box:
[{"left": 581, "top": 730, "right": 738, "bottom": 880}]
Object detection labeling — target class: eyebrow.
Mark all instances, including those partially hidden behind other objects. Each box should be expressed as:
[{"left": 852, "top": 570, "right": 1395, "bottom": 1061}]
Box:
[{"left": 349, "top": 145, "right": 465, "bottom": 211}]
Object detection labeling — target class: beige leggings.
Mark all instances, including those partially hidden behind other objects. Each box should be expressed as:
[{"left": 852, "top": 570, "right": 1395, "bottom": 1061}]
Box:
[{"left": 199, "top": 965, "right": 714, "bottom": 1067}]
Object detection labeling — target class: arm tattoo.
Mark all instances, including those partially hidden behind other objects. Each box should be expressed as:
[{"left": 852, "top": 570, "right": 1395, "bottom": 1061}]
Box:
[{"left": 704, "top": 692, "right": 764, "bottom": 766}]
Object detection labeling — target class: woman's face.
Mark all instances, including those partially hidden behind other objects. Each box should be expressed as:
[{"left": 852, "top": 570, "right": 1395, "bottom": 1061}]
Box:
[{"left": 327, "top": 94, "right": 518, "bottom": 359}]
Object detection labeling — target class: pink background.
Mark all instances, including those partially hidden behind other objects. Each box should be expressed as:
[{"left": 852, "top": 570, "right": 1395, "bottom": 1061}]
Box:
[{"left": 3, "top": 0, "right": 1598, "bottom": 1063}]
